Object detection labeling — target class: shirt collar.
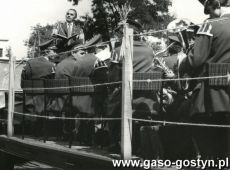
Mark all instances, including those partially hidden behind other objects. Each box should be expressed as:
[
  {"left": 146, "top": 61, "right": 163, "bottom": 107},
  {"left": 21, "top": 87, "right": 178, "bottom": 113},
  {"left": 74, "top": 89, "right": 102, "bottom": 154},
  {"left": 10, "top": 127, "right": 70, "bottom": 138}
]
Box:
[
  {"left": 220, "top": 7, "right": 230, "bottom": 17},
  {"left": 67, "top": 22, "right": 73, "bottom": 26}
]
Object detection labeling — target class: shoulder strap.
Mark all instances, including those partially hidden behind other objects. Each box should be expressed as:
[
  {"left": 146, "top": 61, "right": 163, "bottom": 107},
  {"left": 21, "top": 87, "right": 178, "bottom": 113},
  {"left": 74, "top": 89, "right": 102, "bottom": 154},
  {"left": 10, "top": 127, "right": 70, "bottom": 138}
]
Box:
[{"left": 197, "top": 23, "right": 213, "bottom": 37}]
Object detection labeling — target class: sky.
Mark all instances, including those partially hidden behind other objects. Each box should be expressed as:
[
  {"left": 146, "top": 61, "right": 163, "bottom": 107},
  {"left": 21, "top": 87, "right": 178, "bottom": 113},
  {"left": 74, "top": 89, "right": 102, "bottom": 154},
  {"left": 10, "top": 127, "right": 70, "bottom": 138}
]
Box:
[
  {"left": 170, "top": 0, "right": 207, "bottom": 23},
  {"left": 0, "top": 0, "right": 208, "bottom": 59}
]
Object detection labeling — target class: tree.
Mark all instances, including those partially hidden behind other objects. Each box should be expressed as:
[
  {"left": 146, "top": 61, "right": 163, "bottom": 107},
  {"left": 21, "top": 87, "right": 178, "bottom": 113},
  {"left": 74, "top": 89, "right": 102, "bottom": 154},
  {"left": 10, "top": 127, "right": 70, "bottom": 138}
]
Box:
[
  {"left": 80, "top": 14, "right": 96, "bottom": 41},
  {"left": 24, "top": 24, "right": 54, "bottom": 58},
  {"left": 66, "top": 0, "right": 173, "bottom": 41},
  {"left": 88, "top": 0, "right": 173, "bottom": 41}
]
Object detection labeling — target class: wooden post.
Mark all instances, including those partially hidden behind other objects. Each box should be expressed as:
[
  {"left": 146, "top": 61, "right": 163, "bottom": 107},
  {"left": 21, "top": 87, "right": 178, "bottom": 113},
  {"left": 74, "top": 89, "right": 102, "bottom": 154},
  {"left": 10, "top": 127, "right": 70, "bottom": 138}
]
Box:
[
  {"left": 121, "top": 24, "right": 133, "bottom": 160},
  {"left": 7, "top": 48, "right": 15, "bottom": 137}
]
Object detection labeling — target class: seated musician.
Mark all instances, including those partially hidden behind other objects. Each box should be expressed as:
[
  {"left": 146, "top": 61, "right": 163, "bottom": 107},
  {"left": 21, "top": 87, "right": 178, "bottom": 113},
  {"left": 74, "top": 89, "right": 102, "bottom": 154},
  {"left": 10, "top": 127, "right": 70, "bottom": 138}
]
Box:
[
  {"left": 162, "top": 19, "right": 198, "bottom": 115},
  {"left": 107, "top": 19, "right": 163, "bottom": 156},
  {"left": 179, "top": 0, "right": 230, "bottom": 159},
  {"left": 153, "top": 19, "right": 199, "bottom": 161},
  {"left": 21, "top": 40, "right": 56, "bottom": 81},
  {"left": 21, "top": 41, "right": 56, "bottom": 136},
  {"left": 52, "top": 8, "right": 85, "bottom": 52},
  {"left": 53, "top": 36, "right": 108, "bottom": 145}
]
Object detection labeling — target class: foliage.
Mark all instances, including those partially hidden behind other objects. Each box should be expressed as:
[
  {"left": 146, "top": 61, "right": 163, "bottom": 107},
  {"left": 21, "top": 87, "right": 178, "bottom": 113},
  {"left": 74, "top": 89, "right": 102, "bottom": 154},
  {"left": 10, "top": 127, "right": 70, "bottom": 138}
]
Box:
[
  {"left": 80, "top": 14, "right": 96, "bottom": 41},
  {"left": 24, "top": 24, "right": 54, "bottom": 58},
  {"left": 82, "top": 0, "right": 174, "bottom": 41}
]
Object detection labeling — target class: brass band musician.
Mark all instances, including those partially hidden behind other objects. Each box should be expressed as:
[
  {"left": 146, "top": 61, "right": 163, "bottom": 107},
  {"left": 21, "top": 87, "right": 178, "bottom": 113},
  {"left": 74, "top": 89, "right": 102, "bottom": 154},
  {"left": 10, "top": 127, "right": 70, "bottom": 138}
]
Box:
[{"left": 179, "top": 0, "right": 230, "bottom": 159}]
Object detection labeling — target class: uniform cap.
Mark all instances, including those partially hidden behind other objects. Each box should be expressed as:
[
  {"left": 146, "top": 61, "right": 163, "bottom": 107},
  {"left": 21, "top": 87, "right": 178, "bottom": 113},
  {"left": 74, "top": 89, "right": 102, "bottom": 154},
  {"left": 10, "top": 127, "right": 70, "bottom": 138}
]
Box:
[
  {"left": 167, "top": 18, "right": 192, "bottom": 33},
  {"left": 204, "top": 0, "right": 221, "bottom": 14},
  {"left": 38, "top": 39, "right": 57, "bottom": 51},
  {"left": 199, "top": 0, "right": 230, "bottom": 7}
]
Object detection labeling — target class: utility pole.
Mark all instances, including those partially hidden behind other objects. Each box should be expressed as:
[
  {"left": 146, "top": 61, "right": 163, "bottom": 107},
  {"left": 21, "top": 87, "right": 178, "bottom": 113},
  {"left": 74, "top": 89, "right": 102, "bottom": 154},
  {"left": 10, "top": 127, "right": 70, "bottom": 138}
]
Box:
[{"left": 121, "top": 24, "right": 133, "bottom": 160}]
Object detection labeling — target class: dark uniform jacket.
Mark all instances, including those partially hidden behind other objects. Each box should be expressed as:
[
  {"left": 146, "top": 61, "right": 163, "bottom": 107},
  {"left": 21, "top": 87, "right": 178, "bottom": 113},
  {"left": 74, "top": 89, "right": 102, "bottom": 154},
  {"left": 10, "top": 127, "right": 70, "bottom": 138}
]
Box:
[
  {"left": 179, "top": 14, "right": 230, "bottom": 114},
  {"left": 21, "top": 57, "right": 56, "bottom": 114},
  {"left": 108, "top": 41, "right": 160, "bottom": 118},
  {"left": 55, "top": 54, "right": 107, "bottom": 116},
  {"left": 21, "top": 57, "right": 55, "bottom": 80}
]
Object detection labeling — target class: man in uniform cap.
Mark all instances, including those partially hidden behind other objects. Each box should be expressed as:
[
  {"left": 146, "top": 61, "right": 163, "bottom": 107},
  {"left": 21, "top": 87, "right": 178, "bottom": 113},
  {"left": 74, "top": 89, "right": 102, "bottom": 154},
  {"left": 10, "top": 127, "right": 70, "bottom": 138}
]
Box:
[
  {"left": 54, "top": 45, "right": 107, "bottom": 144},
  {"left": 21, "top": 40, "right": 56, "bottom": 82},
  {"left": 180, "top": 0, "right": 230, "bottom": 158},
  {"left": 21, "top": 40, "right": 56, "bottom": 136}
]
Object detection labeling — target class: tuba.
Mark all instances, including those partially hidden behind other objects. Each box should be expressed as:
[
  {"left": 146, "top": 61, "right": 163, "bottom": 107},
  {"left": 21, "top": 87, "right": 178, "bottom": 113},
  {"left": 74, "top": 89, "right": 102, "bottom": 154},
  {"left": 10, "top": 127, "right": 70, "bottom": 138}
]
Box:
[
  {"left": 167, "top": 19, "right": 198, "bottom": 91},
  {"left": 167, "top": 18, "right": 192, "bottom": 52}
]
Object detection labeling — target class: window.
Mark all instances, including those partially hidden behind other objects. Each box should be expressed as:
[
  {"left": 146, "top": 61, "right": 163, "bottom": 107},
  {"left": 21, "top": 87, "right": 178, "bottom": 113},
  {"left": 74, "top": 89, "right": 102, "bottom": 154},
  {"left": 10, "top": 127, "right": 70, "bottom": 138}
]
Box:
[{"left": 0, "top": 48, "right": 3, "bottom": 57}]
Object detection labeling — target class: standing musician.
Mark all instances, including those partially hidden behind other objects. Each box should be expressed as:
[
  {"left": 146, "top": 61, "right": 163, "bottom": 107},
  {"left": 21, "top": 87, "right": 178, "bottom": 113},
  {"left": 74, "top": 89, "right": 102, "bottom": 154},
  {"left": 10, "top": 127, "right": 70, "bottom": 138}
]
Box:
[
  {"left": 52, "top": 8, "right": 85, "bottom": 52},
  {"left": 179, "top": 0, "right": 230, "bottom": 159}
]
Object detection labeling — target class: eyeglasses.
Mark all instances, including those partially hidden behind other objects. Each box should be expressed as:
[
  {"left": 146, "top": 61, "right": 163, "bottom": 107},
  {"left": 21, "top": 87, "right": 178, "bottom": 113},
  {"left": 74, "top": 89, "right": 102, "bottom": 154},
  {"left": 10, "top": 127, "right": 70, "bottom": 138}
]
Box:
[{"left": 66, "top": 13, "right": 75, "bottom": 16}]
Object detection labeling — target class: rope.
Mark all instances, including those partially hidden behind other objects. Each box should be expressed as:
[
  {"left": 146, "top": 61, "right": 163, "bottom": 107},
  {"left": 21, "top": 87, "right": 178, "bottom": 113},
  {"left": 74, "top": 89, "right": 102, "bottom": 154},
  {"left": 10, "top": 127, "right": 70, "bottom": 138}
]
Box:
[
  {"left": 21, "top": 81, "right": 122, "bottom": 91},
  {"left": 18, "top": 74, "right": 230, "bottom": 92},
  {"left": 128, "top": 117, "right": 230, "bottom": 128},
  {"left": 133, "top": 74, "right": 230, "bottom": 83},
  {"left": 12, "top": 112, "right": 230, "bottom": 128},
  {"left": 0, "top": 74, "right": 227, "bottom": 92},
  {"left": 14, "top": 111, "right": 121, "bottom": 121},
  {"left": 134, "top": 17, "right": 229, "bottom": 37}
]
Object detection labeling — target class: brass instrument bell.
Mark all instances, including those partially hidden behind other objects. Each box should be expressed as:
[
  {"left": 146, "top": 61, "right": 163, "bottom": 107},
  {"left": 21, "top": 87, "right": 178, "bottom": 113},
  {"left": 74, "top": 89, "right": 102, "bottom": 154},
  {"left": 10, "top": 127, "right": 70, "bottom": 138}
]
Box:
[{"left": 167, "top": 18, "right": 192, "bottom": 51}]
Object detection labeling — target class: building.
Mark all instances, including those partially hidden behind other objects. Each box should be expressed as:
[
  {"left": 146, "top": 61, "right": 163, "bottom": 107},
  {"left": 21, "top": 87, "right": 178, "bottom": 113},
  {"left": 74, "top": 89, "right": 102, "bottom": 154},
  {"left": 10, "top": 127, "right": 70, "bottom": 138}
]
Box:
[{"left": 0, "top": 39, "right": 9, "bottom": 59}]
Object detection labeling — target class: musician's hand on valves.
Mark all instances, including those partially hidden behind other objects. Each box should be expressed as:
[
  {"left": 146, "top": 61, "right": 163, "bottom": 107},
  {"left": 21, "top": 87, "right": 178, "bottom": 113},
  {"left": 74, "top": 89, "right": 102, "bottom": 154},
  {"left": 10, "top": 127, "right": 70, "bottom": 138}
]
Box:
[
  {"left": 162, "top": 88, "right": 174, "bottom": 105},
  {"left": 165, "top": 70, "right": 175, "bottom": 79}
]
